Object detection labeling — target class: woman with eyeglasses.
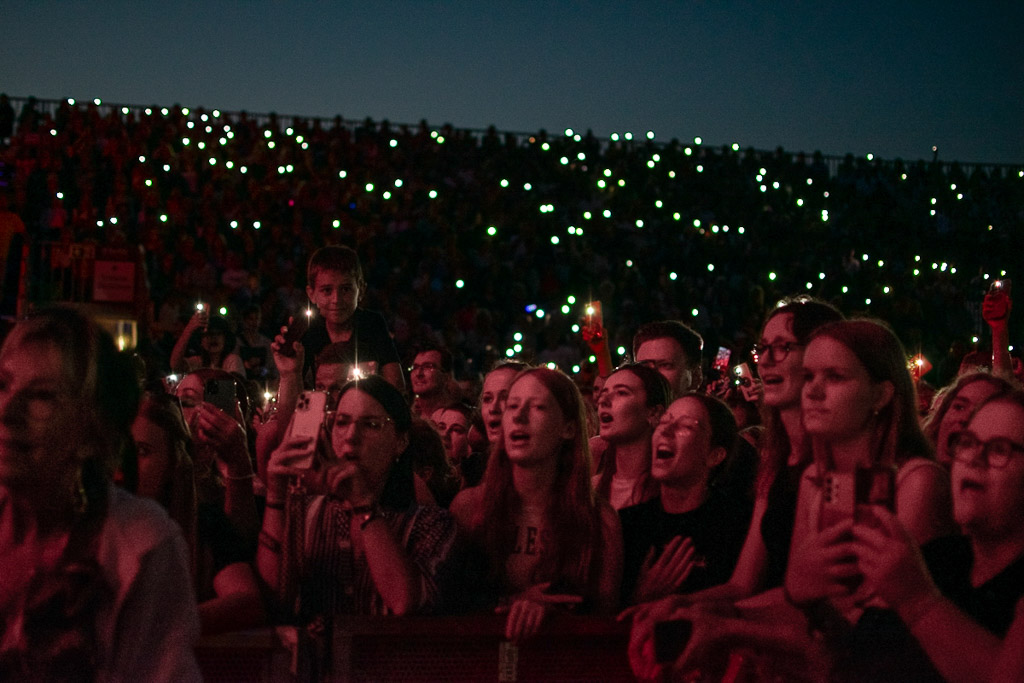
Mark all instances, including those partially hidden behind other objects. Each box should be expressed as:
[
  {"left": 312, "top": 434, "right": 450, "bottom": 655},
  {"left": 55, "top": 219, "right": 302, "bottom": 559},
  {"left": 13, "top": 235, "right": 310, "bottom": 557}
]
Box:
[
  {"left": 258, "top": 375, "right": 460, "bottom": 622},
  {"left": 848, "top": 388, "right": 1024, "bottom": 681},
  {"left": 625, "top": 298, "right": 841, "bottom": 678},
  {"left": 619, "top": 393, "right": 753, "bottom": 606}
]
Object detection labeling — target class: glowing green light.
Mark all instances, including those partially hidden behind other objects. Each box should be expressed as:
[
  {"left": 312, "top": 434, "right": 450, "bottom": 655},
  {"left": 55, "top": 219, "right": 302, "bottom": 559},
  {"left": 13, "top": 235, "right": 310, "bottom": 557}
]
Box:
[
  {"left": 551, "top": 236, "right": 560, "bottom": 245},
  {"left": 603, "top": 210, "right": 611, "bottom": 218},
  {"left": 365, "top": 183, "right": 374, "bottom": 192},
  {"left": 429, "top": 190, "right": 438, "bottom": 199},
  {"left": 691, "top": 308, "right": 699, "bottom": 317},
  {"left": 769, "top": 272, "right": 777, "bottom": 281},
  {"left": 456, "top": 280, "right": 465, "bottom": 289},
  {"left": 506, "top": 349, "right": 515, "bottom": 358},
  {"left": 617, "top": 346, "right": 627, "bottom": 356},
  {"left": 707, "top": 264, "right": 715, "bottom": 272},
  {"left": 333, "top": 219, "right": 341, "bottom": 228},
  {"left": 669, "top": 272, "right": 677, "bottom": 280},
  {"left": 487, "top": 226, "right": 497, "bottom": 236},
  {"left": 160, "top": 214, "right": 168, "bottom": 223},
  {"left": 536, "top": 310, "right": 545, "bottom": 319},
  {"left": 567, "top": 295, "right": 576, "bottom": 304},
  {"left": 500, "top": 179, "right": 509, "bottom": 187},
  {"left": 561, "top": 305, "right": 570, "bottom": 314}
]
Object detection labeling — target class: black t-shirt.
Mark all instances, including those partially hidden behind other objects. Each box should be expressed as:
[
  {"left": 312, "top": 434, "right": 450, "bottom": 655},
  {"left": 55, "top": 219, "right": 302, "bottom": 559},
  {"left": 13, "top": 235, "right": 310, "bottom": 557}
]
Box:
[
  {"left": 759, "top": 463, "right": 804, "bottom": 589},
  {"left": 619, "top": 490, "right": 753, "bottom": 603},
  {"left": 300, "top": 308, "right": 400, "bottom": 383},
  {"left": 839, "top": 536, "right": 1024, "bottom": 682}
]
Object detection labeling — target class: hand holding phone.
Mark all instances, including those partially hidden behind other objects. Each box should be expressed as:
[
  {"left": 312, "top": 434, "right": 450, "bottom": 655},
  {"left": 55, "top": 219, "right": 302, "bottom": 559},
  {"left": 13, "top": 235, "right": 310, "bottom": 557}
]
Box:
[
  {"left": 277, "top": 310, "right": 311, "bottom": 358},
  {"left": 287, "top": 390, "right": 328, "bottom": 469},
  {"left": 983, "top": 279, "right": 1012, "bottom": 324},
  {"left": 732, "top": 363, "right": 760, "bottom": 402},
  {"left": 204, "top": 378, "right": 237, "bottom": 415},
  {"left": 854, "top": 465, "right": 896, "bottom": 527}
]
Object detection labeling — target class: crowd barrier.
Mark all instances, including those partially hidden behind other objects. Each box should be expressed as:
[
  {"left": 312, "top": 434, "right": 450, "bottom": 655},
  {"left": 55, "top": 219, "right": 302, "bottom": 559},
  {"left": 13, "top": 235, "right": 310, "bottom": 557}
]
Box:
[{"left": 196, "top": 614, "right": 634, "bottom": 682}]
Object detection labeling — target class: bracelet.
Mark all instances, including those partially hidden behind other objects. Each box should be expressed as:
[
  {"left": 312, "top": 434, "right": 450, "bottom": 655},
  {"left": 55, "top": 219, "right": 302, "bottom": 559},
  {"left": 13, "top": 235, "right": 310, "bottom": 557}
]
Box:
[
  {"left": 258, "top": 530, "right": 282, "bottom": 554},
  {"left": 225, "top": 471, "right": 256, "bottom": 481},
  {"left": 264, "top": 500, "right": 285, "bottom": 511}
]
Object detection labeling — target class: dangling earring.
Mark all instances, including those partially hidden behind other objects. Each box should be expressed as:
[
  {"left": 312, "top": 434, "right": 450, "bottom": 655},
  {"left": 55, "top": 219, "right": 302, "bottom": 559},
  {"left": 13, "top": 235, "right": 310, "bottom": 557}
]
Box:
[{"left": 72, "top": 467, "right": 88, "bottom": 515}]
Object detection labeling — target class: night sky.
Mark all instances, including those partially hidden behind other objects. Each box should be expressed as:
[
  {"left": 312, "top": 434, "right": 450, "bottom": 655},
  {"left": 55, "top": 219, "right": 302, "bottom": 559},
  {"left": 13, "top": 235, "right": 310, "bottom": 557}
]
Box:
[{"left": 3, "top": 1, "right": 1023, "bottom": 164}]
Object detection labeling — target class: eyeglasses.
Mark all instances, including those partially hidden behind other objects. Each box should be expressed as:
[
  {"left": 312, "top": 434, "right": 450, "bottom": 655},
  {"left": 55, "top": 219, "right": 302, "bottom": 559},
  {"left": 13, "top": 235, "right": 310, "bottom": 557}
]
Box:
[
  {"left": 656, "top": 415, "right": 707, "bottom": 438},
  {"left": 334, "top": 413, "right": 393, "bottom": 434},
  {"left": 949, "top": 430, "right": 1024, "bottom": 469},
  {"left": 409, "top": 362, "right": 441, "bottom": 373},
  {"left": 751, "top": 342, "right": 803, "bottom": 364}
]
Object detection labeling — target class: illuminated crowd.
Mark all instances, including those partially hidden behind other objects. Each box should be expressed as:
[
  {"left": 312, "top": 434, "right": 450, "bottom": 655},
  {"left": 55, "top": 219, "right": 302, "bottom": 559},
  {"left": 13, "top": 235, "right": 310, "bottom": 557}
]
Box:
[
  {"left": 1, "top": 94, "right": 1022, "bottom": 386},
  {"left": 1, "top": 94, "right": 1024, "bottom": 682}
]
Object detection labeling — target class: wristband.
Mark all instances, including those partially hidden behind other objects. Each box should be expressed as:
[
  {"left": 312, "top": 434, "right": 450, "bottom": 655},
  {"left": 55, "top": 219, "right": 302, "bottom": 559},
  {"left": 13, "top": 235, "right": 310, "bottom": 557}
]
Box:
[{"left": 225, "top": 471, "right": 255, "bottom": 481}]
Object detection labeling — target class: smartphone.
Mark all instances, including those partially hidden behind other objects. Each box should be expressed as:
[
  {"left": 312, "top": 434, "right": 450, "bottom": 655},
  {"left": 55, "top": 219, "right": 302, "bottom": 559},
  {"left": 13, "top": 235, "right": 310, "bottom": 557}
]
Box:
[
  {"left": 989, "top": 278, "right": 1012, "bottom": 297},
  {"left": 278, "top": 310, "right": 312, "bottom": 358},
  {"left": 653, "top": 618, "right": 693, "bottom": 663},
  {"left": 732, "top": 363, "right": 758, "bottom": 402},
  {"left": 713, "top": 347, "right": 731, "bottom": 374},
  {"left": 287, "top": 390, "right": 328, "bottom": 468},
  {"left": 909, "top": 353, "right": 932, "bottom": 381},
  {"left": 818, "top": 471, "right": 855, "bottom": 532},
  {"left": 854, "top": 465, "right": 896, "bottom": 526},
  {"left": 204, "top": 378, "right": 237, "bottom": 415},
  {"left": 347, "top": 360, "right": 378, "bottom": 381},
  {"left": 583, "top": 301, "right": 603, "bottom": 328}
]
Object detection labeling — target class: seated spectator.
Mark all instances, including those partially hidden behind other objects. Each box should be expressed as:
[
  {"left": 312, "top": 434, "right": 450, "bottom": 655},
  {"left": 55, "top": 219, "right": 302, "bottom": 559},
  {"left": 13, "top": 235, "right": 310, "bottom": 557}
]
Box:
[
  {"left": 591, "top": 364, "right": 671, "bottom": 510},
  {"left": 0, "top": 307, "right": 200, "bottom": 680},
  {"left": 620, "top": 393, "right": 754, "bottom": 605},
  {"left": 258, "top": 376, "right": 461, "bottom": 622},
  {"left": 300, "top": 245, "right": 404, "bottom": 390},
  {"left": 450, "top": 367, "right": 623, "bottom": 640},
  {"left": 170, "top": 310, "right": 245, "bottom": 376}
]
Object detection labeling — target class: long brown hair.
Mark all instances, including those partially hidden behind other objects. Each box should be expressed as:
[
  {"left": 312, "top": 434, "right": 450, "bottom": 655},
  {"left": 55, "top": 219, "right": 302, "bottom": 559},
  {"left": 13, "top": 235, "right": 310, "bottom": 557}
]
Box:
[
  {"left": 135, "top": 392, "right": 198, "bottom": 579},
  {"left": 755, "top": 297, "right": 843, "bottom": 496},
  {"left": 804, "top": 319, "right": 933, "bottom": 471},
  {"left": 470, "top": 367, "right": 604, "bottom": 599}
]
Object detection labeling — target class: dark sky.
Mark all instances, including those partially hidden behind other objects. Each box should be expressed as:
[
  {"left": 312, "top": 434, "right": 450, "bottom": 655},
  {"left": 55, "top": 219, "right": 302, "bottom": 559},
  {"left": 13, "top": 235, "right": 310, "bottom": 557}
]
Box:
[{"left": 4, "top": 1, "right": 1023, "bottom": 164}]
